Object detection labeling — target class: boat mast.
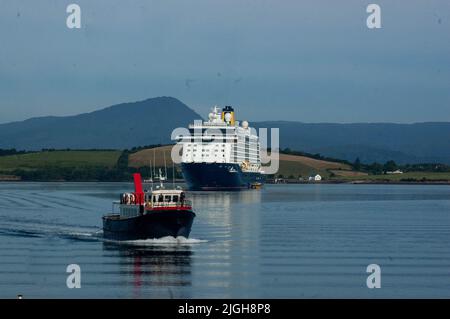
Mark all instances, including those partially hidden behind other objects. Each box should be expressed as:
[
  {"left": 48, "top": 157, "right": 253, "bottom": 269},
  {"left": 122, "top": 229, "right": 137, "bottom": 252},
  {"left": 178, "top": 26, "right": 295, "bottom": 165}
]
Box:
[
  {"left": 164, "top": 151, "right": 168, "bottom": 183},
  {"left": 153, "top": 148, "right": 156, "bottom": 179},
  {"left": 149, "top": 158, "right": 154, "bottom": 190},
  {"left": 172, "top": 161, "right": 175, "bottom": 188}
]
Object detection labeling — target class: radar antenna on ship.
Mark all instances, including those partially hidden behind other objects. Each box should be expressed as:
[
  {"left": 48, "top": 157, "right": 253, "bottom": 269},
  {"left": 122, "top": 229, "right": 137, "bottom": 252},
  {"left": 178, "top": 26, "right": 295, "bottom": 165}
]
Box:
[{"left": 156, "top": 168, "right": 166, "bottom": 189}]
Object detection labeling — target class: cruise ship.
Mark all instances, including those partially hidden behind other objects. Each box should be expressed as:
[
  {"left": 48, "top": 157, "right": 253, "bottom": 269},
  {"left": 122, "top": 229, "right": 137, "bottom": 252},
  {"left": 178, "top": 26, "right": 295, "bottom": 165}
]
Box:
[{"left": 177, "top": 106, "right": 265, "bottom": 191}]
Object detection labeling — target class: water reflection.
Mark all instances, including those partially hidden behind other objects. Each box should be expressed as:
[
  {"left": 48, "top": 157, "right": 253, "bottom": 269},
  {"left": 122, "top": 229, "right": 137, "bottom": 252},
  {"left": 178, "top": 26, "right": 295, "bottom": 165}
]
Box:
[
  {"left": 186, "top": 190, "right": 263, "bottom": 296},
  {"left": 102, "top": 242, "right": 193, "bottom": 298},
  {"left": 189, "top": 190, "right": 262, "bottom": 226}
]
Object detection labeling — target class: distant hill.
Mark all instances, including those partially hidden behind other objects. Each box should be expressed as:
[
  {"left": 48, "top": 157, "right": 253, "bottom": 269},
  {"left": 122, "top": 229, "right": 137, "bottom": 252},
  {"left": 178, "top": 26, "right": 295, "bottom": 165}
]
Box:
[
  {"left": 1, "top": 97, "right": 450, "bottom": 164},
  {"left": 0, "top": 97, "right": 201, "bottom": 150},
  {"left": 253, "top": 121, "right": 450, "bottom": 164}
]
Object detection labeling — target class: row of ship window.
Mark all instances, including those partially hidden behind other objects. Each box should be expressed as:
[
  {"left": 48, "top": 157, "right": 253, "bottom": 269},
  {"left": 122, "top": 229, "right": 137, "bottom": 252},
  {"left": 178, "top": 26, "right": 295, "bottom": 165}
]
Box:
[
  {"left": 185, "top": 144, "right": 226, "bottom": 147},
  {"left": 185, "top": 149, "right": 226, "bottom": 152}
]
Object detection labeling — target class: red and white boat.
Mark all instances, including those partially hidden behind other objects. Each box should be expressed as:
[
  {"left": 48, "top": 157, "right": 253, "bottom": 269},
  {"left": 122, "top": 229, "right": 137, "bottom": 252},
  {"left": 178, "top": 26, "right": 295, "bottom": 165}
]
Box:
[{"left": 102, "top": 173, "right": 196, "bottom": 240}]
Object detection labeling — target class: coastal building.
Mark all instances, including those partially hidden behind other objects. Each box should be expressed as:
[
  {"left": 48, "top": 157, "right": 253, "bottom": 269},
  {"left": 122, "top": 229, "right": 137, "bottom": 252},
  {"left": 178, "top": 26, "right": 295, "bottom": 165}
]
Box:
[
  {"left": 386, "top": 169, "right": 403, "bottom": 174},
  {"left": 309, "top": 174, "right": 322, "bottom": 181}
]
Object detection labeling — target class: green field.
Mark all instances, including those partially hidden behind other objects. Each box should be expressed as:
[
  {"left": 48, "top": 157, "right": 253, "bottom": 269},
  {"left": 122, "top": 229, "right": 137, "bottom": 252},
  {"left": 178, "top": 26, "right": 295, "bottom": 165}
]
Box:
[
  {"left": 125, "top": 146, "right": 450, "bottom": 182},
  {"left": 270, "top": 153, "right": 351, "bottom": 178},
  {"left": 130, "top": 146, "right": 352, "bottom": 179},
  {"left": 275, "top": 160, "right": 333, "bottom": 178},
  {"left": 1, "top": 148, "right": 449, "bottom": 182},
  {"left": 0, "top": 150, "right": 122, "bottom": 171},
  {"left": 331, "top": 171, "right": 450, "bottom": 182}
]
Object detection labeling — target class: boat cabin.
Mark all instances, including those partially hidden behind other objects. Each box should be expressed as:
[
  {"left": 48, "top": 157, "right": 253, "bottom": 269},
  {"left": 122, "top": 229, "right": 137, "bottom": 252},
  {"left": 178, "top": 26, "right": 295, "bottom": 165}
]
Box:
[
  {"left": 113, "top": 173, "right": 193, "bottom": 220},
  {"left": 144, "top": 189, "right": 191, "bottom": 210}
]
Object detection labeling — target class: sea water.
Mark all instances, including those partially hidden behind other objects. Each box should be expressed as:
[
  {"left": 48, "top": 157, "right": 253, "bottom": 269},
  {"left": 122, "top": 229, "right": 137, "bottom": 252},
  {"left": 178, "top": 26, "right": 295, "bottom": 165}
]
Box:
[{"left": 0, "top": 182, "right": 449, "bottom": 298}]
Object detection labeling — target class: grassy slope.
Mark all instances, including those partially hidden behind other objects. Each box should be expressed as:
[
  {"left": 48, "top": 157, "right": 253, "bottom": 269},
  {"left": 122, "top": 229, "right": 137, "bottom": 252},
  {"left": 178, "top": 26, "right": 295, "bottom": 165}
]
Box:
[
  {"left": 128, "top": 145, "right": 175, "bottom": 168},
  {"left": 130, "top": 145, "right": 352, "bottom": 178},
  {"left": 130, "top": 146, "right": 450, "bottom": 181},
  {"left": 274, "top": 153, "right": 351, "bottom": 178},
  {"left": 0, "top": 150, "right": 121, "bottom": 171}
]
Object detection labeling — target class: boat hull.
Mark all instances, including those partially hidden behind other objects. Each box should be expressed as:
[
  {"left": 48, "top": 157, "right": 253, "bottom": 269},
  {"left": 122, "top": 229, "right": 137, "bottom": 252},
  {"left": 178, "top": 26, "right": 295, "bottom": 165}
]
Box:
[
  {"left": 181, "top": 162, "right": 264, "bottom": 191},
  {"left": 102, "top": 210, "right": 195, "bottom": 241}
]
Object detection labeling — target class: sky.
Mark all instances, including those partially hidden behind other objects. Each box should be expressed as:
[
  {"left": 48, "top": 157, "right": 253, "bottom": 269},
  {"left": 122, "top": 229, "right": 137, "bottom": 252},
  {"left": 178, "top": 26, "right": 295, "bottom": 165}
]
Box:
[{"left": 0, "top": 0, "right": 449, "bottom": 124}]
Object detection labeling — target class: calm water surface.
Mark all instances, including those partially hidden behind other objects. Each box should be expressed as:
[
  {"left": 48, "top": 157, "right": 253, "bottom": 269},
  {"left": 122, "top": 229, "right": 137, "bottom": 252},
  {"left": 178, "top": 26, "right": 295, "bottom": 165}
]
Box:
[{"left": 0, "top": 182, "right": 449, "bottom": 298}]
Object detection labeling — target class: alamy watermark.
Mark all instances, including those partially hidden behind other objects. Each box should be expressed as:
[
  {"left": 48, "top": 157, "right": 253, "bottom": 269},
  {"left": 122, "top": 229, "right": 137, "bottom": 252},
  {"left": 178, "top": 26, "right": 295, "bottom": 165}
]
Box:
[
  {"left": 366, "top": 264, "right": 381, "bottom": 289},
  {"left": 366, "top": 4, "right": 382, "bottom": 29},
  {"left": 65, "top": 4, "right": 382, "bottom": 30},
  {"left": 66, "top": 264, "right": 81, "bottom": 289},
  {"left": 66, "top": 4, "right": 81, "bottom": 29}
]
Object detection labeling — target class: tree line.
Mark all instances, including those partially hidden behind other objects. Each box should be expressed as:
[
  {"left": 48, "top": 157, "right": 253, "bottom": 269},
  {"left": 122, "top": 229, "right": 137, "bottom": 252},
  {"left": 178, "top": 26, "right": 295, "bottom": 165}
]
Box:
[
  {"left": 2, "top": 145, "right": 181, "bottom": 182},
  {"left": 0, "top": 149, "right": 29, "bottom": 156},
  {"left": 0, "top": 148, "right": 120, "bottom": 156},
  {"left": 353, "top": 158, "right": 450, "bottom": 174},
  {"left": 2, "top": 146, "right": 449, "bottom": 181}
]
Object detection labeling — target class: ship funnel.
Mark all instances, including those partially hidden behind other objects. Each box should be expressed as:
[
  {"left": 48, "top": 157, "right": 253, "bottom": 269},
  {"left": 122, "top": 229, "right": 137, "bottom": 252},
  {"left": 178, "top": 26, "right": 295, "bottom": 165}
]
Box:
[
  {"left": 221, "top": 106, "right": 235, "bottom": 125},
  {"left": 133, "top": 173, "right": 145, "bottom": 205}
]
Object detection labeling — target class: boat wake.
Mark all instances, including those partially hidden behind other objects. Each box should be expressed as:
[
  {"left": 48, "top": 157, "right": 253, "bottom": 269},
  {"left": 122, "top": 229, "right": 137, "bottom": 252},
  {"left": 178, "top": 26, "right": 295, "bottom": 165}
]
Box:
[
  {"left": 64, "top": 229, "right": 104, "bottom": 241},
  {"left": 0, "top": 211, "right": 206, "bottom": 245},
  {"left": 0, "top": 222, "right": 101, "bottom": 240},
  {"left": 108, "top": 236, "right": 208, "bottom": 246},
  {"left": 0, "top": 223, "right": 208, "bottom": 246},
  {"left": 66, "top": 230, "right": 208, "bottom": 246}
]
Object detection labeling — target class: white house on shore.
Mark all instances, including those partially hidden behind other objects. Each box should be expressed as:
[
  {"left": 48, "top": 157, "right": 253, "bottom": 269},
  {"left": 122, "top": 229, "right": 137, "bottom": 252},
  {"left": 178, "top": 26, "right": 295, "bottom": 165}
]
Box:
[
  {"left": 386, "top": 169, "right": 403, "bottom": 174},
  {"left": 308, "top": 174, "right": 322, "bottom": 181}
]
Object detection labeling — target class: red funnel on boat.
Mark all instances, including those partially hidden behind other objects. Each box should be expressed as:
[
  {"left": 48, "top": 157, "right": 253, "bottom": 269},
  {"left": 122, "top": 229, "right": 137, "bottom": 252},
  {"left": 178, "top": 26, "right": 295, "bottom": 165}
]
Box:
[{"left": 133, "top": 173, "right": 144, "bottom": 205}]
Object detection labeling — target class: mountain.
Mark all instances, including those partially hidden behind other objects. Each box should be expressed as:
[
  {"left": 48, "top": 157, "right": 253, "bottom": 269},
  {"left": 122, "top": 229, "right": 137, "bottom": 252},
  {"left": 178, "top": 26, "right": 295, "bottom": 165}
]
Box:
[
  {"left": 253, "top": 121, "right": 450, "bottom": 164},
  {"left": 1, "top": 97, "right": 450, "bottom": 164},
  {"left": 0, "top": 97, "right": 201, "bottom": 150}
]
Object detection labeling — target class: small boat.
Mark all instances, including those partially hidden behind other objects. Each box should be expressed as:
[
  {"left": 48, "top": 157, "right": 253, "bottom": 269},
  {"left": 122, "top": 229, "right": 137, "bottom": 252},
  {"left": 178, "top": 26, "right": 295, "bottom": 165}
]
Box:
[
  {"left": 102, "top": 172, "right": 195, "bottom": 241},
  {"left": 250, "top": 182, "right": 262, "bottom": 189}
]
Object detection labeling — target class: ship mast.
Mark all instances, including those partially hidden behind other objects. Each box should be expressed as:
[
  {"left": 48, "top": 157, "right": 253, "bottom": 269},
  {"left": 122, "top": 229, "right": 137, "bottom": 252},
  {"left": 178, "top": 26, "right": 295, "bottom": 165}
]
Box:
[
  {"left": 149, "top": 158, "right": 154, "bottom": 189},
  {"left": 163, "top": 151, "right": 168, "bottom": 182},
  {"left": 153, "top": 148, "right": 156, "bottom": 179},
  {"left": 172, "top": 161, "right": 175, "bottom": 188}
]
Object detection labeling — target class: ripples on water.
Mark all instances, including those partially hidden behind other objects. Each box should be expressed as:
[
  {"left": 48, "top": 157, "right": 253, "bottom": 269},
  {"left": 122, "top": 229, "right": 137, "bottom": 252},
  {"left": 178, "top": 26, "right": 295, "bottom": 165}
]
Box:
[{"left": 0, "top": 182, "right": 449, "bottom": 298}]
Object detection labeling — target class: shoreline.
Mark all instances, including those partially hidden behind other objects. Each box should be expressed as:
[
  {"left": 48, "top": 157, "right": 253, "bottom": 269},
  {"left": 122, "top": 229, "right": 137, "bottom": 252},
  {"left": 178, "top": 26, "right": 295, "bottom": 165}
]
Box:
[
  {"left": 268, "top": 180, "right": 450, "bottom": 186},
  {"left": 1, "top": 179, "right": 450, "bottom": 185}
]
